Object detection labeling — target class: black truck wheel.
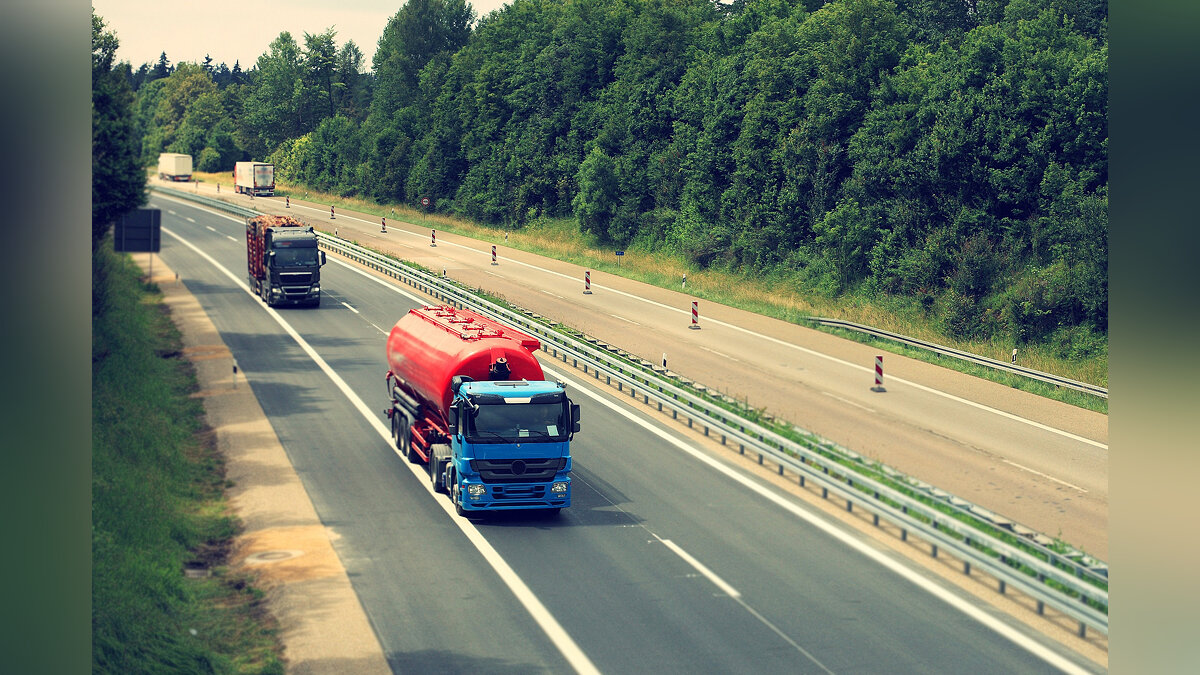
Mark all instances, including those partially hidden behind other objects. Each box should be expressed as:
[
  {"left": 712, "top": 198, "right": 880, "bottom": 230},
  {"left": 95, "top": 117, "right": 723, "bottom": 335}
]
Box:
[{"left": 429, "top": 444, "right": 449, "bottom": 493}]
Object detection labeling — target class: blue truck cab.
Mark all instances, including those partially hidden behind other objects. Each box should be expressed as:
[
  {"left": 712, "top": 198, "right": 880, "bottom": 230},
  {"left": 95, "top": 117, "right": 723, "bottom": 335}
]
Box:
[{"left": 445, "top": 378, "right": 579, "bottom": 516}]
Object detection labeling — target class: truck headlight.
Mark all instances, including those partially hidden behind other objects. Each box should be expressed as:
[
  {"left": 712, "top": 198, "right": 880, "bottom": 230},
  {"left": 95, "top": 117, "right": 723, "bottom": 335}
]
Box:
[
  {"left": 467, "top": 484, "right": 486, "bottom": 497},
  {"left": 550, "top": 482, "right": 568, "bottom": 494},
  {"left": 312, "top": 285, "right": 320, "bottom": 292}
]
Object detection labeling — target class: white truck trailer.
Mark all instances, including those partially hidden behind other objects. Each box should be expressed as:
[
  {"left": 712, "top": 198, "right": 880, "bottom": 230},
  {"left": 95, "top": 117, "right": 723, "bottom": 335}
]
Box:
[
  {"left": 157, "top": 153, "right": 193, "bottom": 181},
  {"left": 234, "top": 162, "right": 275, "bottom": 197}
]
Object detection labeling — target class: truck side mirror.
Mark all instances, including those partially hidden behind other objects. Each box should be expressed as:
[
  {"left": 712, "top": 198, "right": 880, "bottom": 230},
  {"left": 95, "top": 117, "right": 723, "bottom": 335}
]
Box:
[
  {"left": 319, "top": 251, "right": 326, "bottom": 266},
  {"left": 448, "top": 406, "right": 458, "bottom": 430},
  {"left": 571, "top": 404, "right": 581, "bottom": 433}
]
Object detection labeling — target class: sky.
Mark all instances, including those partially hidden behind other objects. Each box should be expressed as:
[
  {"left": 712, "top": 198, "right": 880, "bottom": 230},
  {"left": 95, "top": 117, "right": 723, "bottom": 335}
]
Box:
[{"left": 92, "top": 0, "right": 512, "bottom": 72}]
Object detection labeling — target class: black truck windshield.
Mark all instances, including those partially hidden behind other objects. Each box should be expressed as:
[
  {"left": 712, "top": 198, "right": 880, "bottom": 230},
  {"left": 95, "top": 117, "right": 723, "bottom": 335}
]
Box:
[
  {"left": 468, "top": 402, "right": 566, "bottom": 442},
  {"left": 273, "top": 248, "right": 319, "bottom": 267}
]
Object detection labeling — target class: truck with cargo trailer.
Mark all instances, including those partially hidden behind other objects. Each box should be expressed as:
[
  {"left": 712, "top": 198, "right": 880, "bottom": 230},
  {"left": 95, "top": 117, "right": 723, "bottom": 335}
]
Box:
[
  {"left": 385, "top": 306, "right": 580, "bottom": 516},
  {"left": 157, "top": 153, "right": 192, "bottom": 181},
  {"left": 245, "top": 214, "right": 325, "bottom": 307},
  {"left": 234, "top": 161, "right": 275, "bottom": 196}
]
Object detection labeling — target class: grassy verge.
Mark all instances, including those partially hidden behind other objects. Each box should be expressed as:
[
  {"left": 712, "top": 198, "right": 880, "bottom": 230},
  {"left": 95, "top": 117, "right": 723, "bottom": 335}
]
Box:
[
  {"left": 187, "top": 172, "right": 1107, "bottom": 412},
  {"left": 92, "top": 241, "right": 283, "bottom": 674}
]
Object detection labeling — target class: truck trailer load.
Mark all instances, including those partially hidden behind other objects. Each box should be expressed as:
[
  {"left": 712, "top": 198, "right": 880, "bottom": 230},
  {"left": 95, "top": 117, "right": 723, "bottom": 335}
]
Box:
[
  {"left": 157, "top": 153, "right": 192, "bottom": 181},
  {"left": 245, "top": 214, "right": 325, "bottom": 307},
  {"left": 234, "top": 161, "right": 275, "bottom": 196},
  {"left": 386, "top": 306, "right": 580, "bottom": 516}
]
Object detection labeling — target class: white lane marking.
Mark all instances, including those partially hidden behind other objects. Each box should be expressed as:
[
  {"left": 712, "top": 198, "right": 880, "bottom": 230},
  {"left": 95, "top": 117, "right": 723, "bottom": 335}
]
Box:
[
  {"left": 1002, "top": 460, "right": 1088, "bottom": 493},
  {"left": 699, "top": 345, "right": 738, "bottom": 362},
  {"left": 226, "top": 235, "right": 238, "bottom": 243},
  {"left": 369, "top": 322, "right": 389, "bottom": 335},
  {"left": 206, "top": 226, "right": 217, "bottom": 233},
  {"left": 341, "top": 301, "right": 360, "bottom": 314},
  {"left": 162, "top": 226, "right": 600, "bottom": 675},
  {"left": 541, "top": 289, "right": 565, "bottom": 299},
  {"left": 152, "top": 193, "right": 1105, "bottom": 448},
  {"left": 167, "top": 209, "right": 176, "bottom": 215},
  {"left": 656, "top": 537, "right": 740, "bottom": 599},
  {"left": 610, "top": 314, "right": 641, "bottom": 326},
  {"left": 541, "top": 362, "right": 1093, "bottom": 675},
  {"left": 821, "top": 391, "right": 875, "bottom": 414},
  {"left": 186, "top": 216, "right": 196, "bottom": 223}
]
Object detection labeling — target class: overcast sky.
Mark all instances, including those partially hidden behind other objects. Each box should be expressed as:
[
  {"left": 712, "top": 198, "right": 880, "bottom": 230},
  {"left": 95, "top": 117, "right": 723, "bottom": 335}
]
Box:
[{"left": 92, "top": 1, "right": 512, "bottom": 72}]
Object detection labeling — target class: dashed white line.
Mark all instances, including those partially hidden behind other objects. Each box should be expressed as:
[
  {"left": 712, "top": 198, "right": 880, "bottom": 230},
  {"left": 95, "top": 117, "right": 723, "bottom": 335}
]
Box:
[
  {"left": 610, "top": 314, "right": 641, "bottom": 326},
  {"left": 821, "top": 391, "right": 876, "bottom": 414},
  {"left": 226, "top": 235, "right": 238, "bottom": 243},
  {"left": 541, "top": 290, "right": 565, "bottom": 299},
  {"left": 341, "top": 302, "right": 360, "bottom": 314},
  {"left": 206, "top": 226, "right": 217, "bottom": 233},
  {"left": 657, "top": 537, "right": 740, "bottom": 598},
  {"left": 1002, "top": 460, "right": 1088, "bottom": 493},
  {"left": 186, "top": 216, "right": 196, "bottom": 223},
  {"left": 699, "top": 345, "right": 739, "bottom": 362}
]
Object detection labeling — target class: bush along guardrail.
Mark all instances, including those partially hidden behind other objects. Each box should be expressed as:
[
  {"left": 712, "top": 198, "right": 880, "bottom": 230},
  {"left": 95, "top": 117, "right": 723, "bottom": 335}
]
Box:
[{"left": 153, "top": 186, "right": 1109, "bottom": 639}]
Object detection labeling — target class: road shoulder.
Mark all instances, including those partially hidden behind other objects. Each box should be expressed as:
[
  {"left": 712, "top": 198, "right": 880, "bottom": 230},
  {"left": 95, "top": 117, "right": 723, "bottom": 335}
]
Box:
[{"left": 137, "top": 253, "right": 392, "bottom": 675}]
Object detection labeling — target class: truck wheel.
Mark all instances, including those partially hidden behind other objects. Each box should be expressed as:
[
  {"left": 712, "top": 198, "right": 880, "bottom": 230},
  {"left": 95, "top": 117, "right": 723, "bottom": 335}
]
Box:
[
  {"left": 402, "top": 424, "right": 419, "bottom": 464},
  {"left": 451, "top": 477, "right": 467, "bottom": 518}
]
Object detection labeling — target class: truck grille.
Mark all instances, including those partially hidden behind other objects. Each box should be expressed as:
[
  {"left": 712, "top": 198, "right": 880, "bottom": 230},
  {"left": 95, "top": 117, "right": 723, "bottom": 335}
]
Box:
[
  {"left": 280, "top": 272, "right": 313, "bottom": 285},
  {"left": 472, "top": 458, "right": 564, "bottom": 483}
]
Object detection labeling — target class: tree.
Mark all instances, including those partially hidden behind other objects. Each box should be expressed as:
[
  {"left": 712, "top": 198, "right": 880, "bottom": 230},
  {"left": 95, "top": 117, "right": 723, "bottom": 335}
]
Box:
[
  {"left": 573, "top": 147, "right": 618, "bottom": 241},
  {"left": 372, "top": 0, "right": 473, "bottom": 112},
  {"left": 92, "top": 10, "right": 145, "bottom": 250}
]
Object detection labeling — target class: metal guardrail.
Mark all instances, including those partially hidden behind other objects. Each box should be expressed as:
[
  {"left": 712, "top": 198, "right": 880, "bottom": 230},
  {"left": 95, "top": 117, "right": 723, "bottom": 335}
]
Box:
[
  {"left": 811, "top": 318, "right": 1108, "bottom": 398},
  {"left": 153, "top": 186, "right": 1110, "bottom": 638}
]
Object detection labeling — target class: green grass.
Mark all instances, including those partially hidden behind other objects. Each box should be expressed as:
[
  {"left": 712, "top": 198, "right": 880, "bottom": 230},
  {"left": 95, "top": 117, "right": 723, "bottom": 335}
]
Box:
[{"left": 92, "top": 242, "right": 283, "bottom": 675}]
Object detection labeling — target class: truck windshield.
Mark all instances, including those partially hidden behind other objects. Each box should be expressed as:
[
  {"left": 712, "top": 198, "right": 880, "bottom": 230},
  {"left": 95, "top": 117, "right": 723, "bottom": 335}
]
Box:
[
  {"left": 468, "top": 402, "right": 566, "bottom": 443},
  {"left": 273, "top": 248, "right": 319, "bottom": 267}
]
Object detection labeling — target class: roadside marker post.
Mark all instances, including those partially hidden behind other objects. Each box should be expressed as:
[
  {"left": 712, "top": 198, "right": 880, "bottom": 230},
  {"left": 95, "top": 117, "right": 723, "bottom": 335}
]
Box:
[
  {"left": 689, "top": 301, "right": 700, "bottom": 329},
  {"left": 871, "top": 356, "right": 886, "bottom": 392},
  {"left": 584, "top": 270, "right": 592, "bottom": 294}
]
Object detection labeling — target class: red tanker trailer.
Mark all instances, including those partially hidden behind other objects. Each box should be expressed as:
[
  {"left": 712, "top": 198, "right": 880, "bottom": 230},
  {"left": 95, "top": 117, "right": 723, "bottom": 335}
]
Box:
[{"left": 386, "top": 306, "right": 579, "bottom": 516}]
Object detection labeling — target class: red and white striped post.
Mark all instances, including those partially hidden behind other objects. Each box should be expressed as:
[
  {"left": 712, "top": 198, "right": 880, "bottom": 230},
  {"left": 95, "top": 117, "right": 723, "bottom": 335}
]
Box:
[
  {"left": 871, "top": 355, "right": 886, "bottom": 392},
  {"left": 286, "top": 196, "right": 290, "bottom": 208},
  {"left": 330, "top": 205, "right": 335, "bottom": 219},
  {"left": 381, "top": 217, "right": 387, "bottom": 233},
  {"left": 491, "top": 245, "right": 498, "bottom": 265},
  {"left": 689, "top": 301, "right": 700, "bottom": 329},
  {"left": 584, "top": 270, "right": 592, "bottom": 294},
  {"left": 430, "top": 229, "right": 437, "bottom": 247}
]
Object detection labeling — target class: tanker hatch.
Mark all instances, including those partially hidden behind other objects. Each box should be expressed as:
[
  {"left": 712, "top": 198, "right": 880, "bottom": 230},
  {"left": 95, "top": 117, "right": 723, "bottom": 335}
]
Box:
[{"left": 489, "top": 356, "right": 511, "bottom": 380}]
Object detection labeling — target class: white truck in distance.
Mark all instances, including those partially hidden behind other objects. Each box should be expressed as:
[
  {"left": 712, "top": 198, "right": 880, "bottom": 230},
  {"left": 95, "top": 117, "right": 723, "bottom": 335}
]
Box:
[
  {"left": 157, "top": 153, "right": 192, "bottom": 181},
  {"left": 234, "top": 162, "right": 275, "bottom": 197}
]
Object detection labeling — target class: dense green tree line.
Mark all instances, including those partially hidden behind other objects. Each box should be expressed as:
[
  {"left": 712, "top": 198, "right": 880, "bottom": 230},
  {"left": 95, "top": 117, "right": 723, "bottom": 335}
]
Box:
[{"left": 132, "top": 0, "right": 1107, "bottom": 350}]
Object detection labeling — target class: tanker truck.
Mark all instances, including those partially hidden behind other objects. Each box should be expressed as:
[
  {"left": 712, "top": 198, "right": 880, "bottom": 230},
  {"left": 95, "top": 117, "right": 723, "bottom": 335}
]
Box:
[
  {"left": 246, "top": 214, "right": 325, "bottom": 307},
  {"left": 386, "top": 306, "right": 580, "bottom": 517}
]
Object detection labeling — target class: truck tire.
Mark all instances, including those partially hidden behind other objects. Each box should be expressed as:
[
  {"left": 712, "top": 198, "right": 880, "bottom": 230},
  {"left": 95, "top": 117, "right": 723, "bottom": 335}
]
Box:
[
  {"left": 429, "top": 444, "right": 449, "bottom": 493},
  {"left": 452, "top": 479, "right": 467, "bottom": 518}
]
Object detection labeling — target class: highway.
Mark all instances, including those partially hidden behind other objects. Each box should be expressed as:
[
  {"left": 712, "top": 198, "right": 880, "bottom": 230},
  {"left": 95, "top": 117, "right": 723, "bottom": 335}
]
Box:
[
  {"left": 148, "top": 193, "right": 1102, "bottom": 673},
  {"left": 158, "top": 180, "right": 1109, "bottom": 562}
]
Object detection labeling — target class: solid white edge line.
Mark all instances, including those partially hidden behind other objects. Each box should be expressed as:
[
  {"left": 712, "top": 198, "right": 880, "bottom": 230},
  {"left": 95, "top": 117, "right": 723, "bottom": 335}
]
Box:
[
  {"left": 162, "top": 225, "right": 601, "bottom": 675},
  {"left": 540, "top": 361, "right": 1093, "bottom": 675},
  {"left": 340, "top": 301, "right": 360, "bottom": 314},
  {"left": 657, "top": 537, "right": 741, "bottom": 598}
]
